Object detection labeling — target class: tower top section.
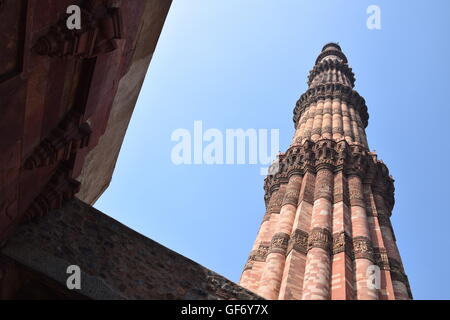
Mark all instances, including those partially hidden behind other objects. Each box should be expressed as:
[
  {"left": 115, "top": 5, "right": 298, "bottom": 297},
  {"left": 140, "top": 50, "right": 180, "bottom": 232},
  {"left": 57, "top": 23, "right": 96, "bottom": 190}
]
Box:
[
  {"left": 322, "top": 42, "right": 341, "bottom": 51},
  {"left": 316, "top": 42, "right": 348, "bottom": 64},
  {"left": 309, "top": 43, "right": 354, "bottom": 88},
  {"left": 294, "top": 43, "right": 368, "bottom": 129}
]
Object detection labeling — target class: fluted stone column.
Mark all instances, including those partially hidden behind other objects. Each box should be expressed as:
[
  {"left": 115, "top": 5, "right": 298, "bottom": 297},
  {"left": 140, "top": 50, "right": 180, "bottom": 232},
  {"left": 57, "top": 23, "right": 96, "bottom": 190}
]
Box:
[
  {"left": 356, "top": 111, "right": 369, "bottom": 148},
  {"left": 301, "top": 166, "right": 333, "bottom": 300},
  {"left": 373, "top": 192, "right": 411, "bottom": 300},
  {"left": 349, "top": 106, "right": 361, "bottom": 144},
  {"left": 239, "top": 216, "right": 271, "bottom": 291},
  {"left": 311, "top": 100, "right": 324, "bottom": 141},
  {"left": 240, "top": 186, "right": 284, "bottom": 291},
  {"left": 321, "top": 99, "right": 333, "bottom": 140},
  {"left": 257, "top": 176, "right": 301, "bottom": 299},
  {"left": 349, "top": 175, "right": 378, "bottom": 300},
  {"left": 302, "top": 103, "right": 316, "bottom": 143},
  {"left": 331, "top": 171, "right": 354, "bottom": 299},
  {"left": 341, "top": 102, "right": 353, "bottom": 144},
  {"left": 363, "top": 183, "right": 395, "bottom": 300},
  {"left": 332, "top": 98, "right": 344, "bottom": 141},
  {"left": 293, "top": 106, "right": 309, "bottom": 142},
  {"left": 278, "top": 171, "right": 315, "bottom": 299}
]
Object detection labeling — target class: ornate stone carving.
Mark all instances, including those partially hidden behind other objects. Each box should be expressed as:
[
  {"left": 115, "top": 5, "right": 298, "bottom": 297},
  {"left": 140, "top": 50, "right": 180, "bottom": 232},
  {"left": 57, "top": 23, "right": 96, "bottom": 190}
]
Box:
[
  {"left": 282, "top": 176, "right": 301, "bottom": 207},
  {"left": 322, "top": 126, "right": 332, "bottom": 134},
  {"left": 314, "top": 167, "right": 334, "bottom": 202},
  {"left": 348, "top": 176, "right": 365, "bottom": 208},
  {"left": 373, "top": 247, "right": 390, "bottom": 270},
  {"left": 263, "top": 138, "right": 394, "bottom": 211},
  {"left": 32, "top": 0, "right": 122, "bottom": 59},
  {"left": 332, "top": 126, "right": 344, "bottom": 135},
  {"left": 332, "top": 231, "right": 352, "bottom": 256},
  {"left": 308, "top": 58, "right": 355, "bottom": 88},
  {"left": 308, "top": 227, "right": 331, "bottom": 253},
  {"left": 315, "top": 46, "right": 348, "bottom": 64},
  {"left": 267, "top": 189, "right": 284, "bottom": 214},
  {"left": 24, "top": 110, "right": 91, "bottom": 169},
  {"left": 22, "top": 163, "right": 81, "bottom": 221},
  {"left": 352, "top": 236, "right": 374, "bottom": 261},
  {"left": 288, "top": 229, "right": 308, "bottom": 254},
  {"left": 270, "top": 232, "right": 290, "bottom": 255},
  {"left": 311, "top": 128, "right": 322, "bottom": 136},
  {"left": 281, "top": 190, "right": 298, "bottom": 206},
  {"left": 293, "top": 83, "right": 368, "bottom": 129},
  {"left": 249, "top": 243, "right": 270, "bottom": 262}
]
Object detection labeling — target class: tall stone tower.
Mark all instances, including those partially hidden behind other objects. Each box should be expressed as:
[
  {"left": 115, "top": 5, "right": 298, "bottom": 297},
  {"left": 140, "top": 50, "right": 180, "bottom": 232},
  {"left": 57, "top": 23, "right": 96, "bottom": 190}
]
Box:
[{"left": 240, "top": 43, "right": 412, "bottom": 300}]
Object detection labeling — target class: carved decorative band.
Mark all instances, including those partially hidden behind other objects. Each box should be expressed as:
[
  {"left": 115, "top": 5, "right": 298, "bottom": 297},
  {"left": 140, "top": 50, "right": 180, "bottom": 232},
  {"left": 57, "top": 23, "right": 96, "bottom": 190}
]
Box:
[
  {"left": 282, "top": 176, "right": 301, "bottom": 207},
  {"left": 322, "top": 126, "right": 332, "bottom": 134},
  {"left": 264, "top": 138, "right": 395, "bottom": 214},
  {"left": 313, "top": 108, "right": 323, "bottom": 115},
  {"left": 282, "top": 195, "right": 299, "bottom": 207},
  {"left": 348, "top": 176, "right": 365, "bottom": 207},
  {"left": 270, "top": 233, "right": 290, "bottom": 254},
  {"left": 293, "top": 83, "right": 368, "bottom": 129},
  {"left": 24, "top": 110, "right": 91, "bottom": 169},
  {"left": 315, "top": 49, "right": 348, "bottom": 64},
  {"left": 308, "top": 227, "right": 332, "bottom": 253},
  {"left": 248, "top": 243, "right": 270, "bottom": 263},
  {"left": 352, "top": 236, "right": 374, "bottom": 261},
  {"left": 349, "top": 193, "right": 365, "bottom": 208},
  {"left": 314, "top": 183, "right": 333, "bottom": 202},
  {"left": 332, "top": 231, "right": 352, "bottom": 256},
  {"left": 311, "top": 128, "right": 322, "bottom": 136},
  {"left": 314, "top": 168, "right": 334, "bottom": 201},
  {"left": 267, "top": 190, "right": 284, "bottom": 214},
  {"left": 243, "top": 262, "right": 253, "bottom": 271},
  {"left": 288, "top": 229, "right": 309, "bottom": 254},
  {"left": 373, "top": 247, "right": 390, "bottom": 270}
]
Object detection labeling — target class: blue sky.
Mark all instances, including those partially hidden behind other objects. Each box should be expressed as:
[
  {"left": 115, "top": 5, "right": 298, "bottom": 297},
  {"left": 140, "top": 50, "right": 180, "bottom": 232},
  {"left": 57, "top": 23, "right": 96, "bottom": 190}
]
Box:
[{"left": 95, "top": 0, "right": 450, "bottom": 299}]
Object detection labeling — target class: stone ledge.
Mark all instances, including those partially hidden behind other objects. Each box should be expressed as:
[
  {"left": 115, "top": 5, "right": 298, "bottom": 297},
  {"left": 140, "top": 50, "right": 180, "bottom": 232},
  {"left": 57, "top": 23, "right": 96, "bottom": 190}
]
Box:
[{"left": 1, "top": 198, "right": 262, "bottom": 300}]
